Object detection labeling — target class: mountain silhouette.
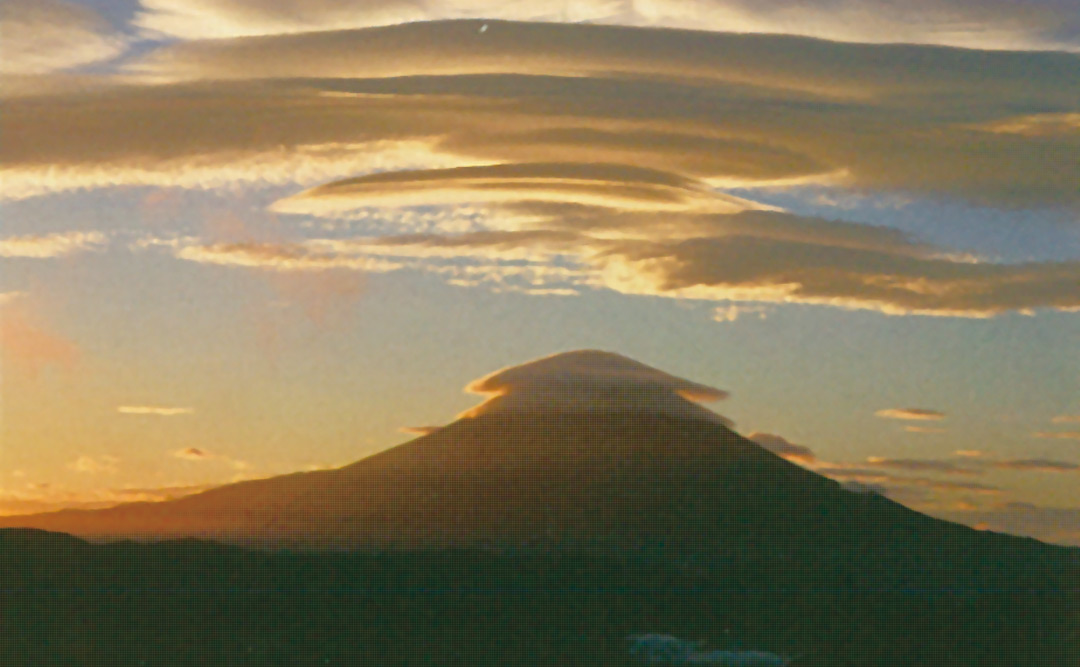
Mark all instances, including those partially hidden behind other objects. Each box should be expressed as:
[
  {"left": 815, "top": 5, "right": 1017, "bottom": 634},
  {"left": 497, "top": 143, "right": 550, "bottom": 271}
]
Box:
[
  {"left": 0, "top": 351, "right": 1064, "bottom": 555},
  {"left": 2, "top": 352, "right": 1078, "bottom": 666}
]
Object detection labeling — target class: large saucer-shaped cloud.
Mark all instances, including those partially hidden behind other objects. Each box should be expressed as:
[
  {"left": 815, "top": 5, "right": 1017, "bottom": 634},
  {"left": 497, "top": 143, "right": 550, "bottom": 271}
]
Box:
[{"left": 459, "top": 349, "right": 731, "bottom": 425}]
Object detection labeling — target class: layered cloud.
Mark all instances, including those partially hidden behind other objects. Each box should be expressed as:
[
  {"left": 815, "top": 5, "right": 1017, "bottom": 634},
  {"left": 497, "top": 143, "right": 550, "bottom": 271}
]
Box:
[
  {"left": 5, "top": 20, "right": 1079, "bottom": 318},
  {"left": 0, "top": 231, "right": 106, "bottom": 258},
  {"left": 459, "top": 349, "right": 731, "bottom": 423},
  {"left": 129, "top": 0, "right": 1080, "bottom": 51},
  {"left": 6, "top": 21, "right": 1078, "bottom": 206},
  {"left": 0, "top": 0, "right": 127, "bottom": 75}
]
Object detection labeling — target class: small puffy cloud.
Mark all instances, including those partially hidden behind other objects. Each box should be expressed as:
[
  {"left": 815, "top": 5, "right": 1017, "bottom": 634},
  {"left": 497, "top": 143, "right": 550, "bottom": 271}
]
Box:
[
  {"left": 0, "top": 0, "right": 127, "bottom": 75},
  {"left": 68, "top": 455, "right": 119, "bottom": 474},
  {"left": 173, "top": 447, "right": 211, "bottom": 460},
  {"left": 0, "top": 231, "right": 106, "bottom": 258},
  {"left": 991, "top": 458, "right": 1079, "bottom": 473},
  {"left": 117, "top": 405, "right": 194, "bottom": 416},
  {"left": 1032, "top": 431, "right": 1080, "bottom": 440},
  {"left": 459, "top": 349, "right": 731, "bottom": 424},
  {"left": 747, "top": 432, "right": 815, "bottom": 463},
  {"left": 1051, "top": 415, "right": 1080, "bottom": 424},
  {"left": 875, "top": 408, "right": 946, "bottom": 421},
  {"left": 172, "top": 447, "right": 249, "bottom": 469}
]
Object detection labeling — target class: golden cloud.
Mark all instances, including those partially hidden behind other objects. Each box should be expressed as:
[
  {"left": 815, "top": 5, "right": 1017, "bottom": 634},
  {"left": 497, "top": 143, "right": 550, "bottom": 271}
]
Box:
[
  {"left": 4, "top": 21, "right": 1077, "bottom": 208},
  {"left": 875, "top": 408, "right": 947, "bottom": 421},
  {"left": 0, "top": 230, "right": 106, "bottom": 258},
  {"left": 117, "top": 405, "right": 194, "bottom": 416}
]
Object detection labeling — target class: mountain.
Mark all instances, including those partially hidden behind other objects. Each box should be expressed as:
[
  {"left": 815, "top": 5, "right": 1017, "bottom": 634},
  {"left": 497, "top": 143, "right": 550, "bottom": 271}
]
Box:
[
  {"left": 2, "top": 351, "right": 1078, "bottom": 666},
  {"left": 0, "top": 351, "right": 1067, "bottom": 556}
]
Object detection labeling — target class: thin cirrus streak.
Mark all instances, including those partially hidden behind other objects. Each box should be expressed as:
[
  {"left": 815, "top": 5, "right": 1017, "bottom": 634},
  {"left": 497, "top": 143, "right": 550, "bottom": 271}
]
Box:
[{"left": 117, "top": 406, "right": 194, "bottom": 416}]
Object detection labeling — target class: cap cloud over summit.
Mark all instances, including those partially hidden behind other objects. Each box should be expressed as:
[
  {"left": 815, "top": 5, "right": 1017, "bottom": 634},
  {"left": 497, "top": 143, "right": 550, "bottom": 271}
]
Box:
[{"left": 458, "top": 350, "right": 733, "bottom": 425}]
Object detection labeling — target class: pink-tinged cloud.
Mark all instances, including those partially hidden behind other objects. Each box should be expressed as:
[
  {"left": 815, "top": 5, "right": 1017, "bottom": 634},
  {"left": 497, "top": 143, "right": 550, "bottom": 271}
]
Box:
[
  {"left": 874, "top": 408, "right": 946, "bottom": 421},
  {"left": 747, "top": 432, "right": 815, "bottom": 463},
  {"left": 954, "top": 450, "right": 988, "bottom": 458},
  {"left": 1051, "top": 415, "right": 1080, "bottom": 424},
  {"left": 0, "top": 304, "right": 80, "bottom": 376}
]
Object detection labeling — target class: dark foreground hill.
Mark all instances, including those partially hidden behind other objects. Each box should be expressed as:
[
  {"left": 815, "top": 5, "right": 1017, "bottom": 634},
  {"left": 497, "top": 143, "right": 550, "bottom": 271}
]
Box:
[{"left": 2, "top": 526, "right": 1078, "bottom": 667}]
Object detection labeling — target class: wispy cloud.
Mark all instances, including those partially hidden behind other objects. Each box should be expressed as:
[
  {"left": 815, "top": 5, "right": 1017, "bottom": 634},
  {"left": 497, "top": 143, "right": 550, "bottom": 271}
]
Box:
[
  {"left": 905, "top": 425, "right": 947, "bottom": 434},
  {"left": 0, "top": 231, "right": 106, "bottom": 258},
  {"left": 864, "top": 456, "right": 978, "bottom": 475},
  {"left": 991, "top": 458, "right": 1080, "bottom": 473},
  {"left": 875, "top": 408, "right": 946, "bottom": 421},
  {"left": 0, "top": 0, "right": 127, "bottom": 75},
  {"left": 1032, "top": 431, "right": 1080, "bottom": 440},
  {"left": 117, "top": 405, "right": 194, "bottom": 416},
  {"left": 68, "top": 455, "right": 119, "bottom": 474},
  {"left": 1051, "top": 415, "right": 1080, "bottom": 424}
]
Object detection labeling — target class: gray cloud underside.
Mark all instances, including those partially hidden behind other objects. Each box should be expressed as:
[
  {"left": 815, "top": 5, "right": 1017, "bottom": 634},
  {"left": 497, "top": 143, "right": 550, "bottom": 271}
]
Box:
[{"left": 4, "top": 21, "right": 1078, "bottom": 206}]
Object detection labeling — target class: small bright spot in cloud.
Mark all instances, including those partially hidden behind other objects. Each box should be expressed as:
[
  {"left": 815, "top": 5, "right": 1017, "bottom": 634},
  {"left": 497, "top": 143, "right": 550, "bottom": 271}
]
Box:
[{"left": 118, "top": 405, "right": 194, "bottom": 416}]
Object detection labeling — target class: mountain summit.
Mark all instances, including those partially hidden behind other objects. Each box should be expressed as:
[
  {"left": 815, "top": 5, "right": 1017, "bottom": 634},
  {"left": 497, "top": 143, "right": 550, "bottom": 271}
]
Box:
[{"left": 0, "top": 351, "right": 1039, "bottom": 553}]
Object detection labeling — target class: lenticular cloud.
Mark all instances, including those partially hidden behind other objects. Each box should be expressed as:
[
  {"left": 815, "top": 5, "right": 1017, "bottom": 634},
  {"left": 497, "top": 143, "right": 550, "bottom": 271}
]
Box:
[{"left": 459, "top": 349, "right": 732, "bottom": 425}]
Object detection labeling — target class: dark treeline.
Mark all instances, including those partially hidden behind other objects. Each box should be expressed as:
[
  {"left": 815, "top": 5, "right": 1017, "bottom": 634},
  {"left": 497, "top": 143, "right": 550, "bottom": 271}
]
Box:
[{"left": 3, "top": 528, "right": 1078, "bottom": 666}]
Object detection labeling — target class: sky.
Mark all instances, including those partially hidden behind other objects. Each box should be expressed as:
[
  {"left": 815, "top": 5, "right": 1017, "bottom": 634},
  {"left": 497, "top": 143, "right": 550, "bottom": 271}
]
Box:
[{"left": 1, "top": 0, "right": 1078, "bottom": 545}]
